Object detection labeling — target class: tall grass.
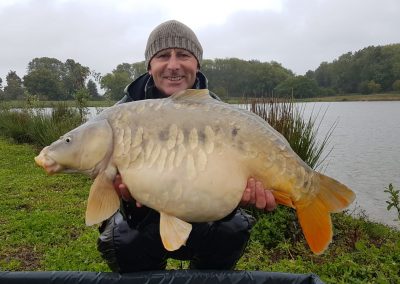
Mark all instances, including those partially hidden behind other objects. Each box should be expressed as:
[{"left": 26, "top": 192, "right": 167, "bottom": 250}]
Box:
[
  {"left": 245, "top": 96, "right": 335, "bottom": 170},
  {"left": 0, "top": 103, "right": 83, "bottom": 148}
]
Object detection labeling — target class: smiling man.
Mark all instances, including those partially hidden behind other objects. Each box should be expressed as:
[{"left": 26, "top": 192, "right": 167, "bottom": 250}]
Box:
[
  {"left": 149, "top": 48, "right": 198, "bottom": 95},
  {"left": 97, "top": 20, "right": 277, "bottom": 273}
]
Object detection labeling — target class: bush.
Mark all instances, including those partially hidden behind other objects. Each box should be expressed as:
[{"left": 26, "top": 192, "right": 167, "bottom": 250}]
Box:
[
  {"left": 319, "top": 87, "right": 336, "bottom": 97},
  {"left": 392, "top": 79, "right": 400, "bottom": 93},
  {"left": 359, "top": 80, "right": 382, "bottom": 94},
  {"left": 248, "top": 207, "right": 300, "bottom": 248},
  {"left": 0, "top": 103, "right": 83, "bottom": 147}
]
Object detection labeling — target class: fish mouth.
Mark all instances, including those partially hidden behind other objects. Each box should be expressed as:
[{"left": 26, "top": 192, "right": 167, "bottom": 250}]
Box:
[{"left": 34, "top": 148, "right": 63, "bottom": 175}]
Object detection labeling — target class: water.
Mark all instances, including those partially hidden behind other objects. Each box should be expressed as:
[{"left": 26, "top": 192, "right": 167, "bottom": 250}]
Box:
[{"left": 299, "top": 101, "right": 400, "bottom": 228}]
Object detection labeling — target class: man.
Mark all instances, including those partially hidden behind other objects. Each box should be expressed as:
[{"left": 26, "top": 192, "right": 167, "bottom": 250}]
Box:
[{"left": 97, "top": 20, "right": 276, "bottom": 273}]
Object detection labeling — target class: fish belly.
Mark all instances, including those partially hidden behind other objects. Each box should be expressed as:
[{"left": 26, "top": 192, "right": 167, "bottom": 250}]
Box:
[{"left": 119, "top": 148, "right": 248, "bottom": 222}]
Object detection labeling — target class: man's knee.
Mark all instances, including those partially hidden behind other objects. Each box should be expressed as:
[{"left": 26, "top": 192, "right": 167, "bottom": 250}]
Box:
[
  {"left": 189, "top": 209, "right": 255, "bottom": 269},
  {"left": 97, "top": 211, "right": 167, "bottom": 273}
]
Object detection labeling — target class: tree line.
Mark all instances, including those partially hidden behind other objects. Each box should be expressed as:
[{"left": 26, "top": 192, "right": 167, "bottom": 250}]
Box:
[
  {"left": 1, "top": 44, "right": 399, "bottom": 101},
  {"left": 306, "top": 44, "right": 400, "bottom": 94},
  {"left": 0, "top": 57, "right": 101, "bottom": 101}
]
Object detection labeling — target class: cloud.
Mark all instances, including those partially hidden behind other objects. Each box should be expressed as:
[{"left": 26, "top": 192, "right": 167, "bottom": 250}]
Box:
[{"left": 1, "top": 0, "right": 399, "bottom": 83}]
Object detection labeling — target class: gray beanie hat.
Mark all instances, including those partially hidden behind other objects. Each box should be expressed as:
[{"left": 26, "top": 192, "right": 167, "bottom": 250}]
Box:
[{"left": 145, "top": 20, "right": 203, "bottom": 69}]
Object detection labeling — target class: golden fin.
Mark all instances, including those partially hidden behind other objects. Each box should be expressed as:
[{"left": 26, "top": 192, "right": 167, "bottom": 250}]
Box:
[
  {"left": 296, "top": 173, "right": 355, "bottom": 254},
  {"left": 170, "top": 89, "right": 211, "bottom": 102},
  {"left": 297, "top": 197, "right": 332, "bottom": 255},
  {"left": 272, "top": 191, "right": 295, "bottom": 208},
  {"left": 85, "top": 172, "right": 120, "bottom": 226},
  {"left": 317, "top": 173, "right": 356, "bottom": 213},
  {"left": 159, "top": 212, "right": 192, "bottom": 251}
]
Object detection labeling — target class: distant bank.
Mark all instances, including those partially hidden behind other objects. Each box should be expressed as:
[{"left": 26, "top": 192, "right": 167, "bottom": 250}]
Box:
[{"left": 1, "top": 92, "right": 400, "bottom": 108}]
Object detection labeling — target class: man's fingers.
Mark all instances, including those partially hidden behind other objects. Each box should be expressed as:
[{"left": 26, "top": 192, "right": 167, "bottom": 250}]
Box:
[
  {"left": 113, "top": 174, "right": 123, "bottom": 198},
  {"left": 249, "top": 178, "right": 256, "bottom": 204},
  {"left": 239, "top": 188, "right": 251, "bottom": 207},
  {"left": 255, "top": 181, "right": 267, "bottom": 209},
  {"left": 264, "top": 190, "right": 277, "bottom": 212},
  {"left": 119, "top": 183, "right": 134, "bottom": 202}
]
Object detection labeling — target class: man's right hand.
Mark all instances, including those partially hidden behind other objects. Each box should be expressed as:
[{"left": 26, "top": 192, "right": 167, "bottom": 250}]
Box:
[{"left": 113, "top": 174, "right": 142, "bottom": 207}]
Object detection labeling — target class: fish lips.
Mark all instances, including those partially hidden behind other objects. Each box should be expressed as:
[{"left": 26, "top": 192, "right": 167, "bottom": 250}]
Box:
[{"left": 34, "top": 151, "right": 64, "bottom": 175}]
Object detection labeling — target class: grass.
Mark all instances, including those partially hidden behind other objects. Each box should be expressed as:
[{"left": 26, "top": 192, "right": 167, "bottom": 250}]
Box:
[{"left": 0, "top": 137, "right": 109, "bottom": 271}]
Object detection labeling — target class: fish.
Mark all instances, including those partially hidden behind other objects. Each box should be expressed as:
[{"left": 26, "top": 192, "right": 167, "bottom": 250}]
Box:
[{"left": 34, "top": 89, "right": 355, "bottom": 254}]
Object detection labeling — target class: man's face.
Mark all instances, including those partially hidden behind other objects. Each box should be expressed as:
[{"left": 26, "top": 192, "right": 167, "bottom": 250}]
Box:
[{"left": 148, "top": 48, "right": 198, "bottom": 96}]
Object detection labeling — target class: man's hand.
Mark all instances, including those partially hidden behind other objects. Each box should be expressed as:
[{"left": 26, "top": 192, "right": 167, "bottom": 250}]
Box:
[
  {"left": 113, "top": 174, "right": 142, "bottom": 207},
  {"left": 239, "top": 178, "right": 277, "bottom": 212},
  {"left": 113, "top": 174, "right": 276, "bottom": 212}
]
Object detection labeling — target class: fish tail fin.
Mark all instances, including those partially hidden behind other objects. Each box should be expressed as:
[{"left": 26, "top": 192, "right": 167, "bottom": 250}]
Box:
[
  {"left": 297, "top": 173, "right": 355, "bottom": 254},
  {"left": 317, "top": 173, "right": 356, "bottom": 213}
]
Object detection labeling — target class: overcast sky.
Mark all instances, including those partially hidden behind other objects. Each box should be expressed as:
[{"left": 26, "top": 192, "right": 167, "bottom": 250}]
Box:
[{"left": 1, "top": 0, "right": 399, "bottom": 84}]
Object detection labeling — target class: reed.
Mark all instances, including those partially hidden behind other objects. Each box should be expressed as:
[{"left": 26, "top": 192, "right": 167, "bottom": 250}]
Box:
[
  {"left": 0, "top": 102, "right": 83, "bottom": 148},
  {"left": 244, "top": 96, "right": 334, "bottom": 170}
]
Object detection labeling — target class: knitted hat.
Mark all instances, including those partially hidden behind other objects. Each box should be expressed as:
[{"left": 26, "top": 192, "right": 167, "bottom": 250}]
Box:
[{"left": 145, "top": 20, "right": 203, "bottom": 69}]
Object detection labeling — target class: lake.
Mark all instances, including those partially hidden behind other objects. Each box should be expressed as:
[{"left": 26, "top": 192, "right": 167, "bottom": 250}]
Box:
[{"left": 300, "top": 101, "right": 400, "bottom": 228}]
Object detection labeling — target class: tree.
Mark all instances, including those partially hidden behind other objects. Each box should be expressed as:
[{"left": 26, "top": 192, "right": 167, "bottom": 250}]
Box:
[
  {"left": 74, "top": 88, "right": 90, "bottom": 121},
  {"left": 359, "top": 80, "right": 381, "bottom": 94},
  {"left": 0, "top": 77, "right": 3, "bottom": 100},
  {"left": 24, "top": 57, "right": 66, "bottom": 100},
  {"left": 202, "top": 58, "right": 293, "bottom": 97},
  {"left": 100, "top": 62, "right": 147, "bottom": 101},
  {"left": 100, "top": 71, "right": 131, "bottom": 101},
  {"left": 63, "top": 59, "right": 90, "bottom": 98},
  {"left": 23, "top": 57, "right": 91, "bottom": 100},
  {"left": 275, "top": 76, "right": 321, "bottom": 98},
  {"left": 309, "top": 44, "right": 400, "bottom": 94},
  {"left": 87, "top": 79, "right": 100, "bottom": 99},
  {"left": 23, "top": 68, "right": 64, "bottom": 100},
  {"left": 4, "top": 71, "right": 24, "bottom": 100},
  {"left": 392, "top": 80, "right": 400, "bottom": 93},
  {"left": 131, "top": 62, "right": 147, "bottom": 79}
]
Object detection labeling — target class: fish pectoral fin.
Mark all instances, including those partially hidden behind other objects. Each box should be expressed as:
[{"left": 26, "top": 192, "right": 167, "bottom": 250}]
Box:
[
  {"left": 159, "top": 212, "right": 192, "bottom": 251},
  {"left": 85, "top": 172, "right": 120, "bottom": 226},
  {"left": 272, "top": 191, "right": 295, "bottom": 208}
]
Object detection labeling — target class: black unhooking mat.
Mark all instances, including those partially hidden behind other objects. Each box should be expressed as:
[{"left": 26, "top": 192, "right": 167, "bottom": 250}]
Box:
[{"left": 0, "top": 270, "right": 324, "bottom": 284}]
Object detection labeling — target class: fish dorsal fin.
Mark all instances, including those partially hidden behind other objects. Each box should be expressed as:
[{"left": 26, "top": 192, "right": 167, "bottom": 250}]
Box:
[
  {"left": 85, "top": 171, "right": 120, "bottom": 226},
  {"left": 170, "top": 89, "right": 211, "bottom": 102},
  {"left": 159, "top": 212, "right": 192, "bottom": 251}
]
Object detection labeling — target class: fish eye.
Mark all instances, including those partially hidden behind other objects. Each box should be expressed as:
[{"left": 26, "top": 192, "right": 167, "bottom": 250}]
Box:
[{"left": 65, "top": 137, "right": 72, "bottom": 143}]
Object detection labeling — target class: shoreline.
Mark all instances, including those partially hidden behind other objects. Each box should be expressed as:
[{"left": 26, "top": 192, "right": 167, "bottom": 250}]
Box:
[{"left": 2, "top": 93, "right": 400, "bottom": 108}]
